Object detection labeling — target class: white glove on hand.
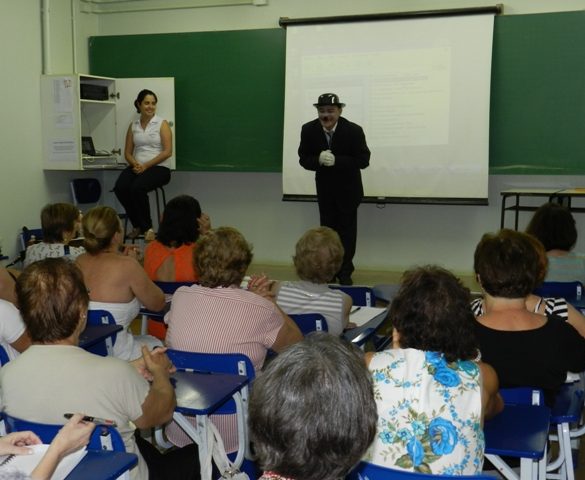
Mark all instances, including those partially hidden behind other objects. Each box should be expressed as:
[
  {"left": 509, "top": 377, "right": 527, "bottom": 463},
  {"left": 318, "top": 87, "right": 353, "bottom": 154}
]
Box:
[{"left": 319, "top": 150, "right": 335, "bottom": 167}]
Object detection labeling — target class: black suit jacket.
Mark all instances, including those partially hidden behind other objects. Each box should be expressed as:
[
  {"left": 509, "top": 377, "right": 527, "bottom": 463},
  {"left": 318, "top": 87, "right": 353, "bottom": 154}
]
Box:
[{"left": 298, "top": 116, "right": 370, "bottom": 207}]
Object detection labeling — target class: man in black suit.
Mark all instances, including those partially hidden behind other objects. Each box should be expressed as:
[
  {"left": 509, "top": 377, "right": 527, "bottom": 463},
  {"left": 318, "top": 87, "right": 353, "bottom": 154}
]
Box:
[{"left": 298, "top": 93, "right": 371, "bottom": 285}]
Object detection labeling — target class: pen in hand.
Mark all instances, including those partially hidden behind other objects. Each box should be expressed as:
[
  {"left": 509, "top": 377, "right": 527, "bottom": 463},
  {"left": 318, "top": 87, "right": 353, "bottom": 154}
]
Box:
[
  {"left": 351, "top": 307, "right": 362, "bottom": 314},
  {"left": 64, "top": 413, "right": 117, "bottom": 427}
]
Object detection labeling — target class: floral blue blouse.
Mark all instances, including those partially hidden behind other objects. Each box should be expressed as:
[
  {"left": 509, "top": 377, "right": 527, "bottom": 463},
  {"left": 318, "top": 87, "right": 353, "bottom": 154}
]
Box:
[{"left": 365, "top": 348, "right": 484, "bottom": 475}]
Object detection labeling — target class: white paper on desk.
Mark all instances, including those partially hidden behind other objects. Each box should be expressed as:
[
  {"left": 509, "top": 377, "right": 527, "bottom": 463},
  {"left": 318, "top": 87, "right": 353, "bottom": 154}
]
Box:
[
  {"left": 350, "top": 307, "right": 387, "bottom": 327},
  {"left": 0, "top": 444, "right": 87, "bottom": 480}
]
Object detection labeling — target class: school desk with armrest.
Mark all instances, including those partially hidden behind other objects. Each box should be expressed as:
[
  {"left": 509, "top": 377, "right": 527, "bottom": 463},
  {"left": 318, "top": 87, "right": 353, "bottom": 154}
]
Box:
[
  {"left": 4, "top": 414, "right": 135, "bottom": 480},
  {"left": 156, "top": 349, "right": 254, "bottom": 477}
]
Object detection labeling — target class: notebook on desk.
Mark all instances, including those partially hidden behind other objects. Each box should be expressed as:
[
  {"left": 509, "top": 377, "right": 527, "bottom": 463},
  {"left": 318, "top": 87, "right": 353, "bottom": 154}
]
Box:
[{"left": 0, "top": 444, "right": 87, "bottom": 480}]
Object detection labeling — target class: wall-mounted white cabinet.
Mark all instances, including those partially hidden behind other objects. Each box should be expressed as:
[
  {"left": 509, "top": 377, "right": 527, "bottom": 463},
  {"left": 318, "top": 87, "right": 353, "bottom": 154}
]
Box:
[{"left": 41, "top": 74, "right": 175, "bottom": 170}]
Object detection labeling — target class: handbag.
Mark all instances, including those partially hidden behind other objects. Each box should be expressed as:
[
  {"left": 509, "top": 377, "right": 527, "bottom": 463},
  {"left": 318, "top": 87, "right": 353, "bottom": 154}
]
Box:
[{"left": 201, "top": 421, "right": 249, "bottom": 480}]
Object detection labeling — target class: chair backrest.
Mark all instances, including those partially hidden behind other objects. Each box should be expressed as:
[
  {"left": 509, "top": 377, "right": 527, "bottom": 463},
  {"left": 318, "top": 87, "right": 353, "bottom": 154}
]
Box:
[
  {"left": 534, "top": 281, "right": 583, "bottom": 298},
  {"left": 499, "top": 387, "right": 543, "bottom": 406},
  {"left": 329, "top": 285, "right": 376, "bottom": 306},
  {"left": 20, "top": 226, "right": 44, "bottom": 253},
  {"left": 0, "top": 344, "right": 11, "bottom": 367},
  {"left": 166, "top": 349, "right": 255, "bottom": 415},
  {"left": 70, "top": 178, "right": 102, "bottom": 209},
  {"left": 86, "top": 309, "right": 117, "bottom": 356},
  {"left": 154, "top": 281, "right": 195, "bottom": 295},
  {"left": 347, "top": 461, "right": 496, "bottom": 480},
  {"left": 4, "top": 414, "right": 126, "bottom": 451},
  {"left": 289, "top": 313, "right": 329, "bottom": 336}
]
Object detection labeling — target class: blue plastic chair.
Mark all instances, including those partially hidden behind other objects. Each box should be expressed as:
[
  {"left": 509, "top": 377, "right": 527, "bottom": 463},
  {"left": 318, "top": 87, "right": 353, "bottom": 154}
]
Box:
[
  {"left": 159, "top": 349, "right": 256, "bottom": 463},
  {"left": 87, "top": 309, "right": 117, "bottom": 356},
  {"left": 139, "top": 281, "right": 195, "bottom": 335},
  {"left": 0, "top": 344, "right": 11, "bottom": 366},
  {"left": 329, "top": 285, "right": 376, "bottom": 306},
  {"left": 4, "top": 414, "right": 126, "bottom": 451},
  {"left": 289, "top": 313, "right": 328, "bottom": 336},
  {"left": 347, "top": 461, "right": 495, "bottom": 479},
  {"left": 534, "top": 281, "right": 583, "bottom": 298},
  {"left": 154, "top": 281, "right": 195, "bottom": 294}
]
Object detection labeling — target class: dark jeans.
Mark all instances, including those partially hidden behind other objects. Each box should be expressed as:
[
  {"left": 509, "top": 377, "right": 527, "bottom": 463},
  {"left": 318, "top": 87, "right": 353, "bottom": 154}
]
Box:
[
  {"left": 135, "top": 432, "right": 200, "bottom": 480},
  {"left": 114, "top": 166, "right": 171, "bottom": 232}
]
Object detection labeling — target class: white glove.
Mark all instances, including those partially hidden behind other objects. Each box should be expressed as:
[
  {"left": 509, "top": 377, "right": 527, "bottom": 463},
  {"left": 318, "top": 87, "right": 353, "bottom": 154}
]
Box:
[{"left": 319, "top": 150, "right": 335, "bottom": 167}]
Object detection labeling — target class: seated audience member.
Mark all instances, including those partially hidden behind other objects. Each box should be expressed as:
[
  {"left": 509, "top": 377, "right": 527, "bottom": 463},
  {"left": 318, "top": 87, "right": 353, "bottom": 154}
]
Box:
[
  {"left": 0, "top": 266, "right": 18, "bottom": 304},
  {"left": 76, "top": 206, "right": 165, "bottom": 360},
  {"left": 272, "top": 226, "right": 352, "bottom": 336},
  {"left": 143, "top": 194, "right": 210, "bottom": 339},
  {"left": 0, "top": 413, "right": 94, "bottom": 480},
  {"left": 472, "top": 229, "right": 585, "bottom": 338},
  {"left": 526, "top": 202, "right": 585, "bottom": 284},
  {"left": 365, "top": 266, "right": 503, "bottom": 475},
  {"left": 473, "top": 229, "right": 585, "bottom": 406},
  {"left": 249, "top": 333, "right": 377, "bottom": 480},
  {"left": 165, "top": 226, "right": 303, "bottom": 455},
  {"left": 0, "top": 298, "right": 30, "bottom": 360},
  {"left": 144, "top": 194, "right": 210, "bottom": 282},
  {"left": 0, "top": 258, "right": 189, "bottom": 480},
  {"left": 24, "top": 203, "right": 84, "bottom": 268}
]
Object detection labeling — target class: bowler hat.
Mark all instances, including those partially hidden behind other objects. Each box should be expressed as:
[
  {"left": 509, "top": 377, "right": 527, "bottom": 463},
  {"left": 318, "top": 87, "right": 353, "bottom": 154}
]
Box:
[{"left": 313, "top": 93, "right": 345, "bottom": 108}]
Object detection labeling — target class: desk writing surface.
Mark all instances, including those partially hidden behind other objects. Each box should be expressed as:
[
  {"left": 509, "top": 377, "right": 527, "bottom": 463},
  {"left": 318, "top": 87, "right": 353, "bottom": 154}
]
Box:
[
  {"left": 484, "top": 404, "right": 550, "bottom": 459},
  {"left": 67, "top": 451, "right": 138, "bottom": 480},
  {"left": 172, "top": 371, "right": 249, "bottom": 415},
  {"left": 78, "top": 324, "right": 122, "bottom": 350}
]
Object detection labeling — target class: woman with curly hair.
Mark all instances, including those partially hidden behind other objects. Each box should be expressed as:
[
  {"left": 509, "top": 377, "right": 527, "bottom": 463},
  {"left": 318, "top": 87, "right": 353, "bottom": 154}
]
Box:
[
  {"left": 273, "top": 226, "right": 353, "bottom": 335},
  {"left": 364, "top": 266, "right": 503, "bottom": 475},
  {"left": 473, "top": 229, "right": 585, "bottom": 407}
]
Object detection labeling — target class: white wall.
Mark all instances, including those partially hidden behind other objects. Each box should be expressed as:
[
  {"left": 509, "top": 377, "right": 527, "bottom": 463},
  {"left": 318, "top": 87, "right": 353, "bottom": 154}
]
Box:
[{"left": 4, "top": 0, "right": 585, "bottom": 275}]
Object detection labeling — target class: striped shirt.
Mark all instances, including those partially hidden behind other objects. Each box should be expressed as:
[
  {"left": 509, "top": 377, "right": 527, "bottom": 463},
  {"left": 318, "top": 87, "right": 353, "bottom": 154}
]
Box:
[
  {"left": 165, "top": 284, "right": 283, "bottom": 453},
  {"left": 470, "top": 296, "right": 569, "bottom": 319},
  {"left": 275, "top": 281, "right": 349, "bottom": 336}
]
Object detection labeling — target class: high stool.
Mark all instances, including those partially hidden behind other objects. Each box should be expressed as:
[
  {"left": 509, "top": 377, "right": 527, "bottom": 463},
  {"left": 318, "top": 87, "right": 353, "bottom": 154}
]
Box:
[{"left": 124, "top": 185, "right": 167, "bottom": 243}]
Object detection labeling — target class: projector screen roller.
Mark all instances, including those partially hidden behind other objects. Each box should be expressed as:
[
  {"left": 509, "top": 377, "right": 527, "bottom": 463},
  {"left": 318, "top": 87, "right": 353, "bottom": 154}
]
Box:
[{"left": 282, "top": 13, "right": 495, "bottom": 204}]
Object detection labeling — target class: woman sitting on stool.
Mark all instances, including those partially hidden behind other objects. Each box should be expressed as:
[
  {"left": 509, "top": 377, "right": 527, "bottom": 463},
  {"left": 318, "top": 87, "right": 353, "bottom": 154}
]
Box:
[{"left": 114, "top": 89, "right": 172, "bottom": 239}]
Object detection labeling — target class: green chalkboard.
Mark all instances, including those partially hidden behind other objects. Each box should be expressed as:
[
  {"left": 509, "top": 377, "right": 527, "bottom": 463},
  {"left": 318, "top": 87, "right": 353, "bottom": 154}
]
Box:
[
  {"left": 89, "top": 29, "right": 285, "bottom": 172},
  {"left": 90, "top": 12, "right": 585, "bottom": 174},
  {"left": 490, "top": 11, "right": 585, "bottom": 174}
]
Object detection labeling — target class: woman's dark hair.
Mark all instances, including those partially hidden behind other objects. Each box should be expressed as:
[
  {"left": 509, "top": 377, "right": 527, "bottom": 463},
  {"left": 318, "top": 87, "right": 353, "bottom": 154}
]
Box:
[
  {"left": 390, "top": 266, "right": 478, "bottom": 363},
  {"left": 16, "top": 258, "right": 89, "bottom": 343},
  {"left": 134, "top": 89, "right": 157, "bottom": 113},
  {"left": 249, "top": 333, "right": 377, "bottom": 480},
  {"left": 156, "top": 195, "right": 202, "bottom": 248},
  {"left": 40, "top": 203, "right": 79, "bottom": 243},
  {"left": 474, "top": 229, "right": 544, "bottom": 299},
  {"left": 526, "top": 202, "right": 577, "bottom": 251}
]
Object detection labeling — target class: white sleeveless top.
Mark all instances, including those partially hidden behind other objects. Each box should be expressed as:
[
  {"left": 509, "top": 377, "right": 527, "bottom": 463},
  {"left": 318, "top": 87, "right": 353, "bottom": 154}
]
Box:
[
  {"left": 131, "top": 114, "right": 170, "bottom": 168},
  {"left": 365, "top": 348, "right": 484, "bottom": 475}
]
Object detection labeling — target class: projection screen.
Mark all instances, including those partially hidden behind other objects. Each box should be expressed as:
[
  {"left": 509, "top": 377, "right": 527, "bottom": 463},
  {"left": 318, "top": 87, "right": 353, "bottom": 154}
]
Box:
[{"left": 281, "top": 12, "right": 495, "bottom": 204}]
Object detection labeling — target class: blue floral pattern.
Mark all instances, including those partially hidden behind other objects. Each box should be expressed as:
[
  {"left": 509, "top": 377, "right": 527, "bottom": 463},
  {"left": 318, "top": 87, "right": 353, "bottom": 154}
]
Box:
[{"left": 365, "top": 348, "right": 484, "bottom": 475}]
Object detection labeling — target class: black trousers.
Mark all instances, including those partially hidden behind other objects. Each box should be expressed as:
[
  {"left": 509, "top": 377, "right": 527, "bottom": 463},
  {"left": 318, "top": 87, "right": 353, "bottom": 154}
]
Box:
[
  {"left": 135, "top": 431, "right": 200, "bottom": 480},
  {"left": 114, "top": 166, "right": 171, "bottom": 232},
  {"left": 318, "top": 195, "right": 359, "bottom": 280}
]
